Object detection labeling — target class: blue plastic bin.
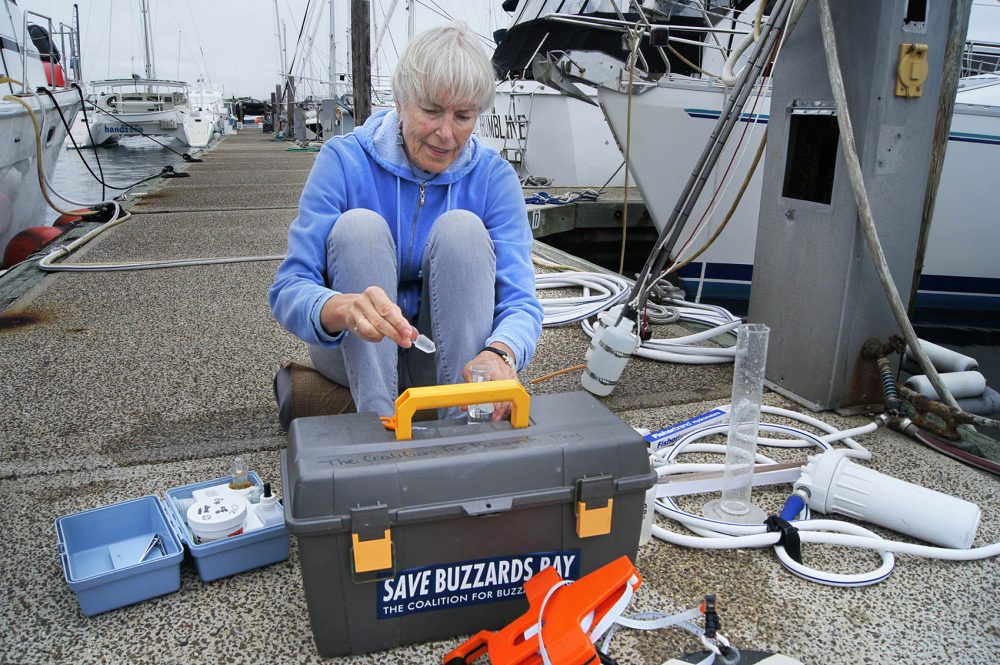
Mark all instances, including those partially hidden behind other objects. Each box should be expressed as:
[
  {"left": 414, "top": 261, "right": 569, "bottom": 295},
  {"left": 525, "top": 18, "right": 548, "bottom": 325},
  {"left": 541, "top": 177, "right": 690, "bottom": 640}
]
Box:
[
  {"left": 57, "top": 473, "right": 290, "bottom": 616},
  {"left": 56, "top": 496, "right": 184, "bottom": 617},
  {"left": 164, "top": 472, "right": 289, "bottom": 582}
]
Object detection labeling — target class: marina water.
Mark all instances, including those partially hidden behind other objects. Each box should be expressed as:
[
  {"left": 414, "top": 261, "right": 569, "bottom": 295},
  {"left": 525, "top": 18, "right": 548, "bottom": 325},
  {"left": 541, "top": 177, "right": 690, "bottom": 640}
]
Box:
[{"left": 47, "top": 135, "right": 196, "bottom": 225}]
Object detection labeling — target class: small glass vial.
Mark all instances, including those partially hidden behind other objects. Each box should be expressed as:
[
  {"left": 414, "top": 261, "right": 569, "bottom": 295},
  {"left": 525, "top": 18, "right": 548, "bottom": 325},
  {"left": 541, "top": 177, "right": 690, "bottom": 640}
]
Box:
[
  {"left": 413, "top": 333, "right": 436, "bottom": 353},
  {"left": 229, "top": 457, "right": 251, "bottom": 490},
  {"left": 467, "top": 364, "right": 494, "bottom": 423}
]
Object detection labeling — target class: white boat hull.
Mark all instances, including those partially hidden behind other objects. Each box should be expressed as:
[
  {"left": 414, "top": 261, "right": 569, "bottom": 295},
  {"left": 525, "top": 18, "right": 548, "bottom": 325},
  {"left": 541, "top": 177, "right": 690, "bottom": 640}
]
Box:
[
  {"left": 0, "top": 89, "right": 82, "bottom": 255},
  {"left": 598, "top": 77, "right": 1000, "bottom": 311},
  {"left": 484, "top": 75, "right": 1000, "bottom": 312},
  {"left": 70, "top": 107, "right": 214, "bottom": 148},
  {"left": 482, "top": 81, "right": 627, "bottom": 187}
]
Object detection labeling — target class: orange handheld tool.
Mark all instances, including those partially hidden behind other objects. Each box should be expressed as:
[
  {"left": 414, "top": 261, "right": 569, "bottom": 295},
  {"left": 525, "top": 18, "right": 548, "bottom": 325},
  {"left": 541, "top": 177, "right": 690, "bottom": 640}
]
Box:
[{"left": 443, "top": 556, "right": 642, "bottom": 665}]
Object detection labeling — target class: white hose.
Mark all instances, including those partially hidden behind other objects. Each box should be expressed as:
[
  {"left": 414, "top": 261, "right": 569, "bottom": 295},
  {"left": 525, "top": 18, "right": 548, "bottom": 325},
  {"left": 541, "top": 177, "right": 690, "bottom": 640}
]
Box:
[
  {"left": 580, "top": 296, "right": 741, "bottom": 365},
  {"left": 649, "top": 407, "right": 999, "bottom": 586},
  {"left": 38, "top": 211, "right": 284, "bottom": 272},
  {"left": 719, "top": 28, "right": 757, "bottom": 86},
  {"left": 536, "top": 271, "right": 632, "bottom": 326}
]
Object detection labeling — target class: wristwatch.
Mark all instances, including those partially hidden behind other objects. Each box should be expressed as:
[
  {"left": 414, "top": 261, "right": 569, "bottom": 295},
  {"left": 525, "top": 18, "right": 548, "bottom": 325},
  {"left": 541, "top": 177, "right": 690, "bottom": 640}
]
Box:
[{"left": 480, "top": 346, "right": 516, "bottom": 371}]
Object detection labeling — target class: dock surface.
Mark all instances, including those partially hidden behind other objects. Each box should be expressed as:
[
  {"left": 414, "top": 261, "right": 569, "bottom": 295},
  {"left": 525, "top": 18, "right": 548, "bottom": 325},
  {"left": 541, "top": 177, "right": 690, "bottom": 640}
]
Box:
[{"left": 1, "top": 131, "right": 997, "bottom": 664}]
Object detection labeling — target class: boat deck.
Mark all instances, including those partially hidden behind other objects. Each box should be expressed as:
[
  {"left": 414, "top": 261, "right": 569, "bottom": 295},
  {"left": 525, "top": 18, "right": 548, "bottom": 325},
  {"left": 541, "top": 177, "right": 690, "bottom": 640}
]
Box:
[{"left": 1, "top": 130, "right": 997, "bottom": 664}]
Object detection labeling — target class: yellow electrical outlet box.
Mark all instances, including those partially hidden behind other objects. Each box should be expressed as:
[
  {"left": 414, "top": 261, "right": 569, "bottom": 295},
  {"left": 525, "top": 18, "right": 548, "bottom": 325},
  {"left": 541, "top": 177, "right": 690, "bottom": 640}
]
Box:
[{"left": 896, "top": 43, "right": 928, "bottom": 98}]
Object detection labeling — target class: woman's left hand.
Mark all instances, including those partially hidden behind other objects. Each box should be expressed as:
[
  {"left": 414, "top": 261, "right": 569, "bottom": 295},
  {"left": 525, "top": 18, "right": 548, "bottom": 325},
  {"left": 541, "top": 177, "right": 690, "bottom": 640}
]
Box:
[{"left": 462, "top": 345, "right": 518, "bottom": 421}]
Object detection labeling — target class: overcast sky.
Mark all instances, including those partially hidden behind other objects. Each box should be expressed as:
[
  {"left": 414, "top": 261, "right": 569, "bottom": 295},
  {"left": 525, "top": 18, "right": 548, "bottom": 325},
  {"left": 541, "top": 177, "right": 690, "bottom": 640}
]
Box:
[{"left": 29, "top": 0, "right": 1000, "bottom": 100}]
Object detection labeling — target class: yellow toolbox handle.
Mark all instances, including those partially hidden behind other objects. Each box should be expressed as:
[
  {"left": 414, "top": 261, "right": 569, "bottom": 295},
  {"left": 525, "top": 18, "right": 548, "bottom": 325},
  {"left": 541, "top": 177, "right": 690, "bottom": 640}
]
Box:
[{"left": 392, "top": 380, "right": 530, "bottom": 440}]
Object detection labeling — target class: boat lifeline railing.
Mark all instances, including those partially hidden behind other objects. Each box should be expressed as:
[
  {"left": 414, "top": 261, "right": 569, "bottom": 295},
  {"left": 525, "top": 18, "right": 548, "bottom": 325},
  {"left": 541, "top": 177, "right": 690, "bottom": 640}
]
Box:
[
  {"left": 963, "top": 40, "right": 1000, "bottom": 76},
  {"left": 55, "top": 20, "right": 83, "bottom": 83},
  {"left": 536, "top": 11, "right": 750, "bottom": 80},
  {"left": 20, "top": 9, "right": 82, "bottom": 93}
]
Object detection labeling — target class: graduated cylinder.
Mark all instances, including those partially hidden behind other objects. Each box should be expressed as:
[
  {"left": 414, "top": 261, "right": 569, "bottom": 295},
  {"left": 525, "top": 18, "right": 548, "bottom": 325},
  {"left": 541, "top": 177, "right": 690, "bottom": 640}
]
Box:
[{"left": 704, "top": 323, "right": 770, "bottom": 523}]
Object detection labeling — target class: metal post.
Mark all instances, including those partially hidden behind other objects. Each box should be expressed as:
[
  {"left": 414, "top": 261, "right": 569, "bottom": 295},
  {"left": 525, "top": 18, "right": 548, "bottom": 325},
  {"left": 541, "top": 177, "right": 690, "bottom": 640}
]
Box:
[
  {"left": 748, "top": 1, "right": 957, "bottom": 410},
  {"left": 329, "top": 0, "right": 338, "bottom": 98},
  {"left": 907, "top": 0, "right": 974, "bottom": 314},
  {"left": 352, "top": 0, "right": 372, "bottom": 125},
  {"left": 287, "top": 76, "right": 296, "bottom": 137},
  {"left": 140, "top": 0, "right": 155, "bottom": 79},
  {"left": 274, "top": 84, "right": 282, "bottom": 132},
  {"left": 72, "top": 4, "right": 82, "bottom": 81}
]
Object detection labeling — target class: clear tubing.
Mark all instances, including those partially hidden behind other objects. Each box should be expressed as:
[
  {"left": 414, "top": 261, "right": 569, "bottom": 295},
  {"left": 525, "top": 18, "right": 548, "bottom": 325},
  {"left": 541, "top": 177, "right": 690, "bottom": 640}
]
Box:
[{"left": 708, "top": 323, "right": 770, "bottom": 521}]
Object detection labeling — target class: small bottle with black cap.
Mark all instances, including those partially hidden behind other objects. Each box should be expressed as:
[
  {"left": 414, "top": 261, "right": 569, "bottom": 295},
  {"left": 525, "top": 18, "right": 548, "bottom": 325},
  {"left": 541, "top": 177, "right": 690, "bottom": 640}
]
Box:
[{"left": 257, "top": 482, "right": 284, "bottom": 528}]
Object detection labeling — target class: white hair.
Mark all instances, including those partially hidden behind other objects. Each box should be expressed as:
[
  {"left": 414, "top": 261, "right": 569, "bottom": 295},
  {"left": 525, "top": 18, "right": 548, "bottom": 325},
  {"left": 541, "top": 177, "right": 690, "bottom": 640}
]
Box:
[{"left": 392, "top": 24, "right": 496, "bottom": 112}]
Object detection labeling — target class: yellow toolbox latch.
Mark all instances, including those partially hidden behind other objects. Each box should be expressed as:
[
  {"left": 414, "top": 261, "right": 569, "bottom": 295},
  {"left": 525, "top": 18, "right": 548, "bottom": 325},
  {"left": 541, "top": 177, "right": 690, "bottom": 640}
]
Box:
[
  {"left": 896, "top": 43, "right": 928, "bottom": 98},
  {"left": 350, "top": 504, "right": 394, "bottom": 580},
  {"left": 575, "top": 475, "right": 615, "bottom": 538}
]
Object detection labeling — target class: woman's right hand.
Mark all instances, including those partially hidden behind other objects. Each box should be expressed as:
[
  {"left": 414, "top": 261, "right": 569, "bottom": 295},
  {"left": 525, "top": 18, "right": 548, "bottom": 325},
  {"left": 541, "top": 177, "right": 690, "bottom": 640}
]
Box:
[{"left": 320, "top": 286, "right": 414, "bottom": 347}]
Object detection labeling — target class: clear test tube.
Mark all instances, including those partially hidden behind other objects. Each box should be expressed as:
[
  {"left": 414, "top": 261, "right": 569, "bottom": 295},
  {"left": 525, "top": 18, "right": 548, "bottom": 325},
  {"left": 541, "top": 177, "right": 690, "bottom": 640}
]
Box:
[{"left": 703, "top": 323, "right": 770, "bottom": 524}]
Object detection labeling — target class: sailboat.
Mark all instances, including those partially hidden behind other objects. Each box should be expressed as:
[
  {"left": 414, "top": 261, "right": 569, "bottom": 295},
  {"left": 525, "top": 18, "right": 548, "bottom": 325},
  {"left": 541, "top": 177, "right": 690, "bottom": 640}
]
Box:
[{"left": 69, "top": 0, "right": 214, "bottom": 149}]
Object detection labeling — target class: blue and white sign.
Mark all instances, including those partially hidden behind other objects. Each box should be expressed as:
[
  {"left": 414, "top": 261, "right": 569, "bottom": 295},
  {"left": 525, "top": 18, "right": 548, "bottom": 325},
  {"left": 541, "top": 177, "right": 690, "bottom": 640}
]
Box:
[
  {"left": 377, "top": 550, "right": 580, "bottom": 620},
  {"left": 645, "top": 407, "right": 729, "bottom": 451}
]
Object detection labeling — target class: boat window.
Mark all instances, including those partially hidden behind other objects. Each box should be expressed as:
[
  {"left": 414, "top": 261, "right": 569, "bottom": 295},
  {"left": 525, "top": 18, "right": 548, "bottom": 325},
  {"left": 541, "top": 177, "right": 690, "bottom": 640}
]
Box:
[
  {"left": 904, "top": 1, "right": 927, "bottom": 24},
  {"left": 782, "top": 113, "right": 839, "bottom": 205}
]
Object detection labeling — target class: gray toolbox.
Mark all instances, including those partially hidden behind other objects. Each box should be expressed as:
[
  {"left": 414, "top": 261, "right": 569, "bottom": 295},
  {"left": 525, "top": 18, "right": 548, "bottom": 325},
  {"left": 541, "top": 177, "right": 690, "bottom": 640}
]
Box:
[{"left": 281, "top": 381, "right": 656, "bottom": 657}]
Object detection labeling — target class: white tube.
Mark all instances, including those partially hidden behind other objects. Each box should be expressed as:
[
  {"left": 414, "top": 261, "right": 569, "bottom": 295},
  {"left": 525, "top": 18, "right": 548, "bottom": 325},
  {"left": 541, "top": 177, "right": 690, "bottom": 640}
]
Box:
[
  {"left": 905, "top": 339, "right": 978, "bottom": 372},
  {"left": 905, "top": 371, "right": 987, "bottom": 400}
]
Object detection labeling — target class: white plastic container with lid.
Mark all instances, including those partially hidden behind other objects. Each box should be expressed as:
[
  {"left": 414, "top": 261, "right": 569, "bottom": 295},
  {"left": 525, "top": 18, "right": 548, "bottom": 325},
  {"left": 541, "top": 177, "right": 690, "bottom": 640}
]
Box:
[
  {"left": 256, "top": 483, "right": 284, "bottom": 528},
  {"left": 186, "top": 494, "right": 249, "bottom": 543},
  {"left": 795, "top": 450, "right": 981, "bottom": 549}
]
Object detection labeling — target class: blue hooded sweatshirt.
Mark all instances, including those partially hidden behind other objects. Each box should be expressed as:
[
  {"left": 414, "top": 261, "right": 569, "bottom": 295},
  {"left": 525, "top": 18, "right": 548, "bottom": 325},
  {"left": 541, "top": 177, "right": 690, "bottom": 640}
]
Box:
[{"left": 269, "top": 109, "right": 543, "bottom": 370}]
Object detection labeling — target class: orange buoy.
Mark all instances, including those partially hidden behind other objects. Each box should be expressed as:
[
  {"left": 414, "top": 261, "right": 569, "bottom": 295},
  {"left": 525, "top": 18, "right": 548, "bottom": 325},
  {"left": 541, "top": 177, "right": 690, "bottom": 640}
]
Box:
[
  {"left": 3, "top": 226, "right": 62, "bottom": 268},
  {"left": 53, "top": 208, "right": 91, "bottom": 227}
]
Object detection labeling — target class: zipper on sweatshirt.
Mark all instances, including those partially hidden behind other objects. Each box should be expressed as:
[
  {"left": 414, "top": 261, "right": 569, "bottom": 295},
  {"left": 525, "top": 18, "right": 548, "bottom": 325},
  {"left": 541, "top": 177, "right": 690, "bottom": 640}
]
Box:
[{"left": 401, "top": 181, "right": 427, "bottom": 316}]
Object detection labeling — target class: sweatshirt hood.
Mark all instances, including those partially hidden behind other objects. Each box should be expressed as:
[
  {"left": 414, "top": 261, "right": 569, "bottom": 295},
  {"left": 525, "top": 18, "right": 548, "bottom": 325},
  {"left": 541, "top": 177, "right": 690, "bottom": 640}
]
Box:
[{"left": 356, "top": 108, "right": 482, "bottom": 185}]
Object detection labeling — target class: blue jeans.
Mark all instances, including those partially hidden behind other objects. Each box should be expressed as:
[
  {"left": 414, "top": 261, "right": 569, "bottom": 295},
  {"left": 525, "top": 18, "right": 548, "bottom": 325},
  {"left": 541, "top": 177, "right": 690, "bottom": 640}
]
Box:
[{"left": 308, "top": 208, "right": 496, "bottom": 418}]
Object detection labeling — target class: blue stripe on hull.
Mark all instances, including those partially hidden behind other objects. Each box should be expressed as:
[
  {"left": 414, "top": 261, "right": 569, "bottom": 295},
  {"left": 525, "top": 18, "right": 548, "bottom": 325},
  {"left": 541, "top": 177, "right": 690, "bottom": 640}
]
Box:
[
  {"left": 676, "top": 262, "right": 1000, "bottom": 311},
  {"left": 683, "top": 110, "right": 1000, "bottom": 143}
]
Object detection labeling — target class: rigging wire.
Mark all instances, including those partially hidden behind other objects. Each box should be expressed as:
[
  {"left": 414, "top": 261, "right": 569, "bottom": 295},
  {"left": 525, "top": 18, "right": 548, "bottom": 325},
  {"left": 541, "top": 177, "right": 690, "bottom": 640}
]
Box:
[
  {"left": 625, "top": 0, "right": 799, "bottom": 314},
  {"left": 665, "top": 76, "right": 769, "bottom": 276},
  {"left": 72, "top": 84, "right": 108, "bottom": 201},
  {"left": 618, "top": 22, "right": 642, "bottom": 275},
  {"left": 665, "top": 128, "right": 768, "bottom": 279}
]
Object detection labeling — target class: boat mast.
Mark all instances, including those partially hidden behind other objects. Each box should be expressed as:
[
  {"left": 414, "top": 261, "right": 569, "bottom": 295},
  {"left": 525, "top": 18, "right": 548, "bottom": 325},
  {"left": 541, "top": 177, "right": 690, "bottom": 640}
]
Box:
[
  {"left": 73, "top": 4, "right": 83, "bottom": 81},
  {"left": 140, "top": 0, "right": 156, "bottom": 80},
  {"left": 329, "top": 0, "right": 338, "bottom": 98},
  {"left": 408, "top": 0, "right": 414, "bottom": 41}
]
